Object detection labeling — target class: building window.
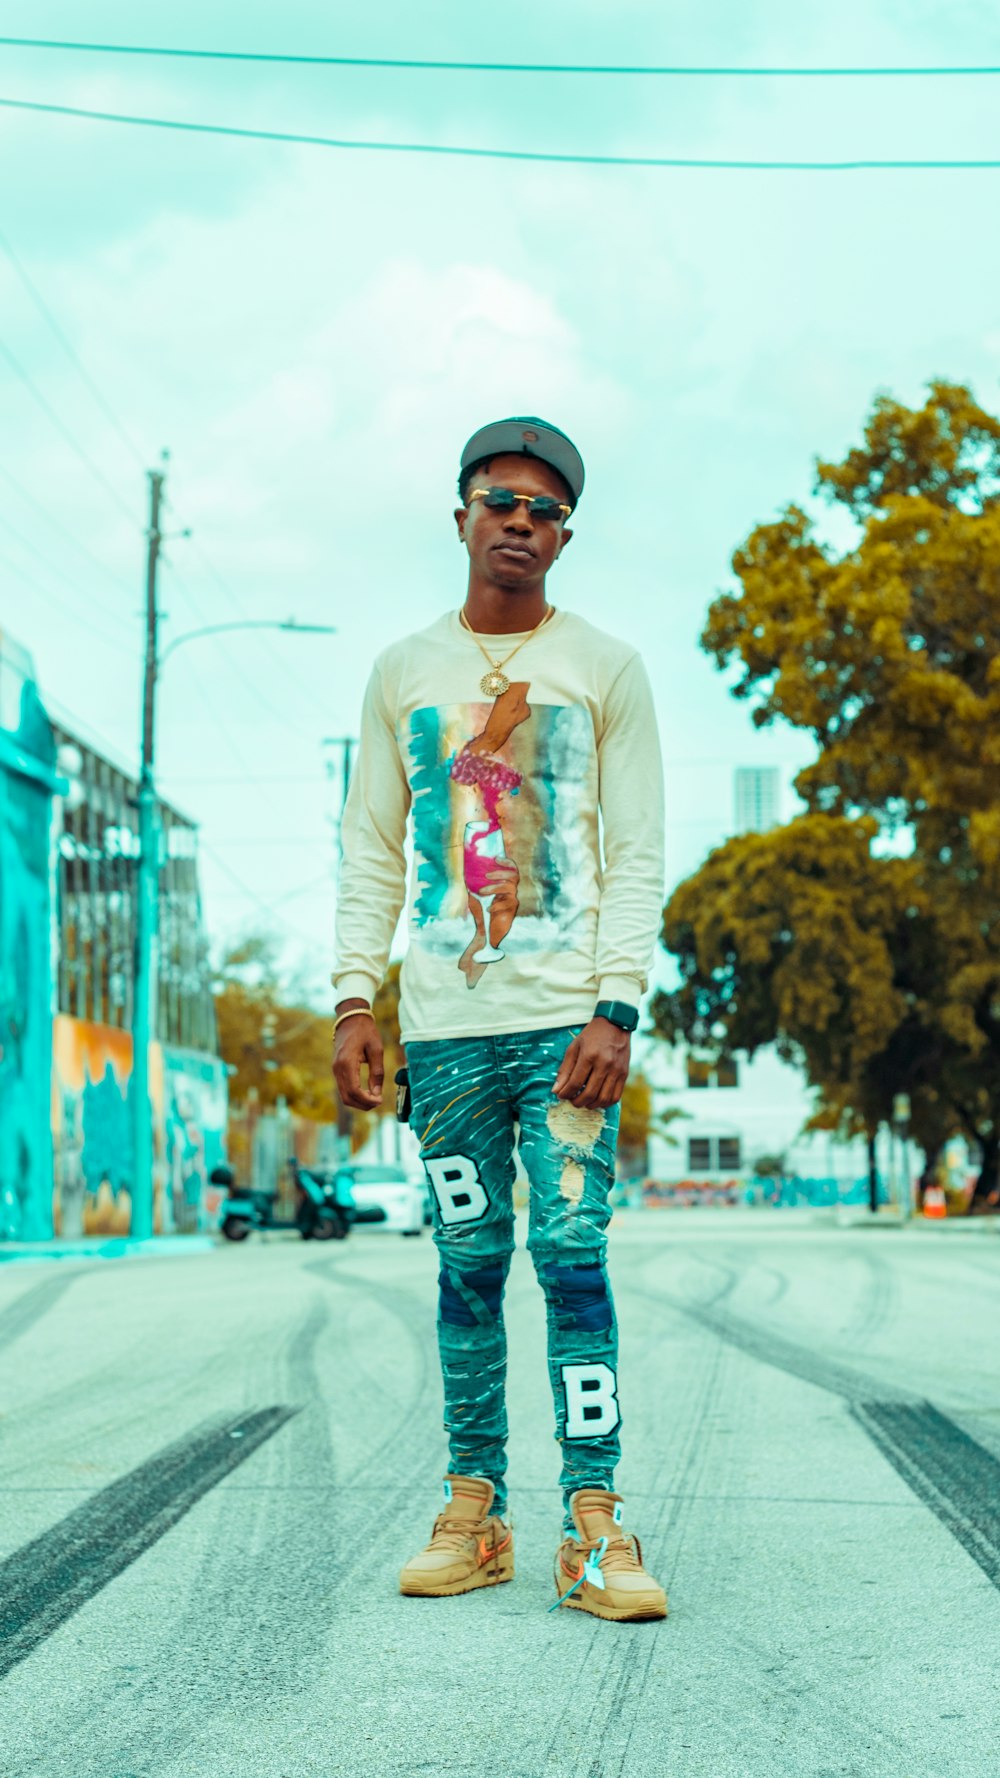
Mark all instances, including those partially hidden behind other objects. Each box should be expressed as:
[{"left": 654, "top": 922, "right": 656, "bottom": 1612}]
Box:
[
  {"left": 734, "top": 766, "right": 779, "bottom": 834},
  {"left": 686, "top": 1057, "right": 739, "bottom": 1090},
  {"left": 687, "top": 1136, "right": 742, "bottom": 1173}
]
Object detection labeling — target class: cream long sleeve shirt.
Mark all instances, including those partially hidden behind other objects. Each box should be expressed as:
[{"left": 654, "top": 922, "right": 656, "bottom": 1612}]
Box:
[{"left": 332, "top": 607, "right": 665, "bottom": 1046}]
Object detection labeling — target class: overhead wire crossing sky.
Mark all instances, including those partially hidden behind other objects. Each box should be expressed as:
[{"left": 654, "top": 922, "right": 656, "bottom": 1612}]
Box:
[
  {"left": 0, "top": 96, "right": 997, "bottom": 170},
  {"left": 1, "top": 36, "right": 999, "bottom": 75}
]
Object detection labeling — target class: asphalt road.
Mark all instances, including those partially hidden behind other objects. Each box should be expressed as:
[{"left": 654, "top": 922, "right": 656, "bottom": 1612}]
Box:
[{"left": 1, "top": 1211, "right": 999, "bottom": 1778}]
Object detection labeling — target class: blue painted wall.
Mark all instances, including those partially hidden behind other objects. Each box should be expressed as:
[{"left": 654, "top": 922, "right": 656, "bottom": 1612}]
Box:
[{"left": 0, "top": 675, "right": 61, "bottom": 1239}]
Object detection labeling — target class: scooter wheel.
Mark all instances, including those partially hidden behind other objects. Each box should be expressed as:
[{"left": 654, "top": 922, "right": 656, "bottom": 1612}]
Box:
[
  {"left": 222, "top": 1216, "right": 253, "bottom": 1241},
  {"left": 312, "top": 1212, "right": 348, "bottom": 1241}
]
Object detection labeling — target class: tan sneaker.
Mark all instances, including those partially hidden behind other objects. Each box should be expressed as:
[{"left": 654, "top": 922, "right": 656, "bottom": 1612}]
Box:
[
  {"left": 399, "top": 1475, "right": 514, "bottom": 1597},
  {"left": 552, "top": 1488, "right": 667, "bottom": 1621}
]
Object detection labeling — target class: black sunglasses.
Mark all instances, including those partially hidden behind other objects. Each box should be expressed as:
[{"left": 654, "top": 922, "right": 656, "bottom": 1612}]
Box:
[{"left": 468, "top": 486, "right": 572, "bottom": 521}]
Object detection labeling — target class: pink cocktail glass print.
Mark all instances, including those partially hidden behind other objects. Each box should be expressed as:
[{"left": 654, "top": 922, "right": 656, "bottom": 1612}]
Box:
[
  {"left": 463, "top": 820, "right": 507, "bottom": 962},
  {"left": 451, "top": 743, "right": 523, "bottom": 968}
]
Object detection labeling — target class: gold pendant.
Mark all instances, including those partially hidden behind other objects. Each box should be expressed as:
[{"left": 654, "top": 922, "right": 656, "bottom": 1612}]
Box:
[{"left": 480, "top": 667, "right": 510, "bottom": 697}]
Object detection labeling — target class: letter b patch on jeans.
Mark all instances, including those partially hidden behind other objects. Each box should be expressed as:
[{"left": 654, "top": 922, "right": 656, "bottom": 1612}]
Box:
[
  {"left": 425, "top": 1155, "right": 490, "bottom": 1225},
  {"left": 561, "top": 1362, "right": 621, "bottom": 1440}
]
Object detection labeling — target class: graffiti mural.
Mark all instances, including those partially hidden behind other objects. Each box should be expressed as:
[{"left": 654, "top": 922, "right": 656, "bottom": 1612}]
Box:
[
  {"left": 0, "top": 666, "right": 61, "bottom": 1241},
  {"left": 52, "top": 1016, "right": 228, "bottom": 1236},
  {"left": 162, "top": 1046, "right": 228, "bottom": 1233}
]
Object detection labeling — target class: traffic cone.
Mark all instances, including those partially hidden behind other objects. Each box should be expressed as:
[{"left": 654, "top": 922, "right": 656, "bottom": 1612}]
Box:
[{"left": 923, "top": 1185, "right": 947, "bottom": 1219}]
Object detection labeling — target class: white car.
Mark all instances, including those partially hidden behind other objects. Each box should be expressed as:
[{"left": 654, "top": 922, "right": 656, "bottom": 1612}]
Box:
[{"left": 344, "top": 1164, "right": 427, "bottom": 1236}]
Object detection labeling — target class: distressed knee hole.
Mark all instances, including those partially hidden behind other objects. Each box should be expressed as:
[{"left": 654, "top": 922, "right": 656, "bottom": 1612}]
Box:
[
  {"left": 438, "top": 1260, "right": 506, "bottom": 1326},
  {"left": 541, "top": 1261, "right": 613, "bottom": 1332},
  {"left": 546, "top": 1100, "right": 605, "bottom": 1153},
  {"left": 558, "top": 1158, "right": 585, "bottom": 1204}
]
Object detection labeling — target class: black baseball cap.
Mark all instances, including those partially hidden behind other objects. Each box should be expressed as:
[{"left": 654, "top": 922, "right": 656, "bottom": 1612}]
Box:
[{"left": 459, "top": 416, "right": 585, "bottom": 507}]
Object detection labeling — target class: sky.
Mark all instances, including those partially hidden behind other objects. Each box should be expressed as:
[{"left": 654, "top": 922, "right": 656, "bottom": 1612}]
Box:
[{"left": 2, "top": 0, "right": 1000, "bottom": 1005}]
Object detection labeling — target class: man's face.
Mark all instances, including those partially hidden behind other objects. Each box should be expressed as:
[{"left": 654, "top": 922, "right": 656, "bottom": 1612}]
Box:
[{"left": 455, "top": 453, "right": 574, "bottom": 591}]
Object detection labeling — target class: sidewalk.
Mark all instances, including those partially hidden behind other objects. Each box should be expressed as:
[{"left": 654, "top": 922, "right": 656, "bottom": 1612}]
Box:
[{"left": 0, "top": 1234, "right": 217, "bottom": 1267}]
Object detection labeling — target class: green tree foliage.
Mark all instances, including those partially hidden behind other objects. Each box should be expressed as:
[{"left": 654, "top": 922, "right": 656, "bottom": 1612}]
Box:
[
  {"left": 654, "top": 382, "right": 1000, "bottom": 1210},
  {"left": 213, "top": 934, "right": 336, "bottom": 1121}
]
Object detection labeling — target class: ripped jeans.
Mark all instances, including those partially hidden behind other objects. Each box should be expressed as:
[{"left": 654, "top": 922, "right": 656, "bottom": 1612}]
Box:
[{"left": 406, "top": 1025, "right": 622, "bottom": 1530}]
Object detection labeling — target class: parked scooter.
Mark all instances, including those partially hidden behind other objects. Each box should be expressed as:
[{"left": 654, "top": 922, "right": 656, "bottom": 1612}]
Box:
[{"left": 212, "top": 1159, "right": 353, "bottom": 1242}]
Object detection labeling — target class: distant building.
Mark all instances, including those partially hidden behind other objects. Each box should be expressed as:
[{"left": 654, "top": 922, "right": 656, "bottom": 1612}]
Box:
[
  {"left": 642, "top": 1039, "right": 877, "bottom": 1196},
  {"left": 0, "top": 627, "right": 225, "bottom": 1241},
  {"left": 50, "top": 716, "right": 216, "bottom": 1050},
  {"left": 734, "top": 765, "right": 779, "bottom": 834}
]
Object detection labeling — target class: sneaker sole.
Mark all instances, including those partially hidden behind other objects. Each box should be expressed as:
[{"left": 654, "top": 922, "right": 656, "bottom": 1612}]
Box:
[
  {"left": 400, "top": 1551, "right": 515, "bottom": 1597},
  {"left": 555, "top": 1581, "right": 668, "bottom": 1622}
]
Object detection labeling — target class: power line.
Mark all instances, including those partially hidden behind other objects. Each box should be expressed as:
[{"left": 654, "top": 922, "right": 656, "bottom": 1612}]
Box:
[
  {"left": 161, "top": 555, "right": 324, "bottom": 742},
  {"left": 2, "top": 95, "right": 999, "bottom": 170},
  {"left": 0, "top": 461, "right": 136, "bottom": 596},
  {"left": 0, "top": 227, "right": 317, "bottom": 727},
  {"left": 204, "top": 837, "right": 333, "bottom": 849},
  {"left": 0, "top": 332, "right": 139, "bottom": 524},
  {"left": 179, "top": 527, "right": 326, "bottom": 711},
  {"left": 200, "top": 838, "right": 330, "bottom": 946},
  {"left": 160, "top": 772, "right": 327, "bottom": 784},
  {"left": 0, "top": 502, "right": 135, "bottom": 631},
  {"left": 0, "top": 549, "right": 135, "bottom": 655},
  {"left": 0, "top": 221, "right": 147, "bottom": 470},
  {"left": 1, "top": 37, "right": 997, "bottom": 76}
]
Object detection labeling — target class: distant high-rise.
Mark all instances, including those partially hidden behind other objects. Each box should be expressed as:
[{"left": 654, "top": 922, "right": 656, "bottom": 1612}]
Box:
[{"left": 734, "top": 766, "right": 779, "bottom": 834}]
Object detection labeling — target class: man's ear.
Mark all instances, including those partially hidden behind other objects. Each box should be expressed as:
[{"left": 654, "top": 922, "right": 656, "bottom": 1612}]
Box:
[
  {"left": 454, "top": 505, "right": 469, "bottom": 544},
  {"left": 554, "top": 525, "right": 573, "bottom": 557}
]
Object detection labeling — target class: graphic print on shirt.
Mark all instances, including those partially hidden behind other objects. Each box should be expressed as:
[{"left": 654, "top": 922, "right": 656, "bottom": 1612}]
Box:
[{"left": 403, "top": 683, "right": 594, "bottom": 990}]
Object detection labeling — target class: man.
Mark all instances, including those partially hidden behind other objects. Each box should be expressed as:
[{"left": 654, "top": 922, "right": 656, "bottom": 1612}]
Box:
[{"left": 333, "top": 416, "right": 667, "bottom": 1621}]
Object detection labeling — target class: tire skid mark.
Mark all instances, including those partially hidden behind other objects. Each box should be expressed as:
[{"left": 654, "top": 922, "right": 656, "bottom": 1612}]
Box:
[
  {"left": 607, "top": 1334, "right": 731, "bottom": 1778},
  {"left": 3, "top": 1298, "right": 330, "bottom": 1776},
  {"left": 0, "top": 1270, "right": 80, "bottom": 1354},
  {"left": 305, "top": 1257, "right": 438, "bottom": 1492},
  {"left": 628, "top": 1279, "right": 1000, "bottom": 1594},
  {"left": 852, "top": 1399, "right": 1000, "bottom": 1588},
  {"left": 0, "top": 1404, "right": 297, "bottom": 1682},
  {"left": 836, "top": 1248, "right": 897, "bottom": 1346},
  {"left": 541, "top": 1294, "right": 729, "bottom": 1777}
]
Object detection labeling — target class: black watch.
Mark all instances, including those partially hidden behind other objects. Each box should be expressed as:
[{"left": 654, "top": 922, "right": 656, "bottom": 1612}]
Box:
[{"left": 594, "top": 999, "right": 639, "bottom": 1033}]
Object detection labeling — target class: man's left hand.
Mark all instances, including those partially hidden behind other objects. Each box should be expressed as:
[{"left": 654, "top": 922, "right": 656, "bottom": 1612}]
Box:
[{"left": 553, "top": 1018, "right": 631, "bottom": 1111}]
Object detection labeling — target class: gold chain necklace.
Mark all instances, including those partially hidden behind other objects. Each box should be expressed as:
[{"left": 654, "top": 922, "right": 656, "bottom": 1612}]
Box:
[{"left": 459, "top": 604, "right": 556, "bottom": 697}]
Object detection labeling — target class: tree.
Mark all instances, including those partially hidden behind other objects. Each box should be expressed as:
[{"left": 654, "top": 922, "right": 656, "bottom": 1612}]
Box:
[
  {"left": 655, "top": 382, "right": 1000, "bottom": 1210},
  {"left": 213, "top": 934, "right": 336, "bottom": 1121}
]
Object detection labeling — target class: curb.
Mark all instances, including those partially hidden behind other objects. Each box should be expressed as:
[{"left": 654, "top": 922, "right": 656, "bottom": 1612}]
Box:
[{"left": 0, "top": 1235, "right": 218, "bottom": 1267}]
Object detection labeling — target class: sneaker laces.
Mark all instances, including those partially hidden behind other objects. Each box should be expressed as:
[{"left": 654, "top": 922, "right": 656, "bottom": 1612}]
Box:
[
  {"left": 427, "top": 1512, "right": 489, "bottom": 1554},
  {"left": 575, "top": 1530, "right": 642, "bottom": 1574}
]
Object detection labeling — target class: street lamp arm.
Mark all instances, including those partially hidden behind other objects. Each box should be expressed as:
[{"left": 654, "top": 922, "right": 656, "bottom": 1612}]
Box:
[{"left": 159, "top": 618, "right": 336, "bottom": 670}]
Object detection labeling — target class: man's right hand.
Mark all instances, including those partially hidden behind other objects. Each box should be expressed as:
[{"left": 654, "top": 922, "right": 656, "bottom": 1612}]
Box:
[{"left": 333, "top": 1003, "right": 384, "bottom": 1110}]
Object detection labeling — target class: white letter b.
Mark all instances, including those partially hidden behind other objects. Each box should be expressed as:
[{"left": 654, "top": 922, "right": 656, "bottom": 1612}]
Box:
[
  {"left": 561, "top": 1362, "right": 620, "bottom": 1439},
  {"left": 425, "top": 1154, "right": 489, "bottom": 1225}
]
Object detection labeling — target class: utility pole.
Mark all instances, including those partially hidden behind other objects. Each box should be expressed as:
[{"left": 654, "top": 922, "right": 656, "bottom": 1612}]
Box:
[
  {"left": 131, "top": 464, "right": 165, "bottom": 1240},
  {"left": 324, "top": 735, "right": 356, "bottom": 1162},
  {"left": 128, "top": 472, "right": 335, "bottom": 1235}
]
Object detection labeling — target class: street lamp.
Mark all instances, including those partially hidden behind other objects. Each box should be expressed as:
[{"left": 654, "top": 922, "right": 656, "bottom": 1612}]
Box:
[
  {"left": 130, "top": 470, "right": 336, "bottom": 1241},
  {"left": 158, "top": 619, "right": 337, "bottom": 671}
]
